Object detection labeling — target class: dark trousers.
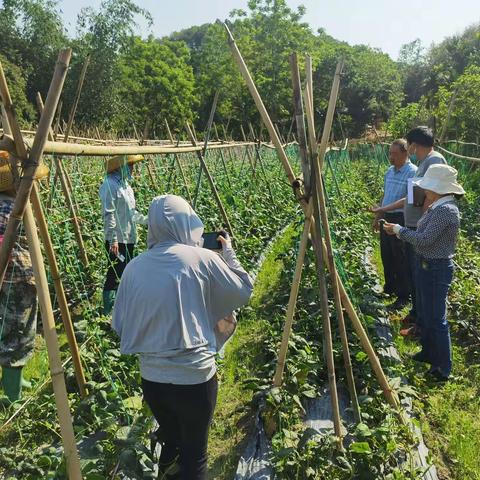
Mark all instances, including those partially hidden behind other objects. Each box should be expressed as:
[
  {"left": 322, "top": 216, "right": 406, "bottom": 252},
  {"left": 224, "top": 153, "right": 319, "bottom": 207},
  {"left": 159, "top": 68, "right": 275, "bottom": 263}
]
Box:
[
  {"left": 380, "top": 212, "right": 410, "bottom": 299},
  {"left": 405, "top": 240, "right": 417, "bottom": 319},
  {"left": 416, "top": 257, "right": 453, "bottom": 377},
  {"left": 142, "top": 375, "right": 218, "bottom": 480},
  {"left": 103, "top": 241, "right": 134, "bottom": 291}
]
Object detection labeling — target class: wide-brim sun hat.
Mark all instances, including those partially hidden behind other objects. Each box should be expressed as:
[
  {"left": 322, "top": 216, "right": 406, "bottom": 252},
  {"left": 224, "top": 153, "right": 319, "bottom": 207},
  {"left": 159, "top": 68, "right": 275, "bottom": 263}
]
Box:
[
  {"left": 0, "top": 151, "right": 49, "bottom": 192},
  {"left": 105, "top": 154, "right": 144, "bottom": 173},
  {"left": 413, "top": 164, "right": 465, "bottom": 195}
]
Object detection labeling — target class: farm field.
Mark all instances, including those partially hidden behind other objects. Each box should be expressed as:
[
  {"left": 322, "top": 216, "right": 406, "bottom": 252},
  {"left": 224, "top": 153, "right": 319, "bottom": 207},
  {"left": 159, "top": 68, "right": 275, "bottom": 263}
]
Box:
[
  {"left": 1, "top": 143, "right": 478, "bottom": 479},
  {"left": 1, "top": 1, "right": 480, "bottom": 479}
]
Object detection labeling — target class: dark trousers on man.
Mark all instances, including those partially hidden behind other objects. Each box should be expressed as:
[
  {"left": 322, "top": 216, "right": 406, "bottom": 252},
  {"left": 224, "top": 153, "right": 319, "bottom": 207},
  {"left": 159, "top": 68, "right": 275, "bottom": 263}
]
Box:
[
  {"left": 103, "top": 241, "right": 135, "bottom": 291},
  {"left": 380, "top": 212, "right": 410, "bottom": 300},
  {"left": 405, "top": 239, "right": 417, "bottom": 320}
]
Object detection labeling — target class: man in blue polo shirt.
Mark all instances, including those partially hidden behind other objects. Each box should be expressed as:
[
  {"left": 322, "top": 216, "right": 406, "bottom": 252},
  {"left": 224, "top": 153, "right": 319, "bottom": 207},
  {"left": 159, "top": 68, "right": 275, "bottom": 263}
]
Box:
[{"left": 372, "top": 139, "right": 417, "bottom": 309}]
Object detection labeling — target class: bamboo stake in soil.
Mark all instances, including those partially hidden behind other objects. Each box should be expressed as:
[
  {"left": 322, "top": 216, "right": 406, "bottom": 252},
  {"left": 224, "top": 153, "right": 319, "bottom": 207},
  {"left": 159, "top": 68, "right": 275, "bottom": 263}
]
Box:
[
  {"left": 289, "top": 53, "right": 311, "bottom": 194},
  {"left": 223, "top": 22, "right": 343, "bottom": 448},
  {"left": 37, "top": 93, "right": 90, "bottom": 267},
  {"left": 185, "top": 123, "right": 235, "bottom": 238},
  {"left": 165, "top": 119, "right": 193, "bottom": 203},
  {"left": 304, "top": 61, "right": 361, "bottom": 423},
  {"left": 0, "top": 49, "right": 83, "bottom": 479},
  {"left": 273, "top": 211, "right": 312, "bottom": 386},
  {"left": 34, "top": 93, "right": 88, "bottom": 397},
  {"left": 224, "top": 24, "right": 402, "bottom": 420},
  {"left": 192, "top": 92, "right": 219, "bottom": 208}
]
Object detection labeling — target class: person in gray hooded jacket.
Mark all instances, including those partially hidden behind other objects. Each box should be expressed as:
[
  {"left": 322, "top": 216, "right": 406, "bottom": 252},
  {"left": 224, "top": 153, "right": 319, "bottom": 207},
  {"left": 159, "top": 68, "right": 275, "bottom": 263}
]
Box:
[{"left": 112, "top": 194, "right": 253, "bottom": 480}]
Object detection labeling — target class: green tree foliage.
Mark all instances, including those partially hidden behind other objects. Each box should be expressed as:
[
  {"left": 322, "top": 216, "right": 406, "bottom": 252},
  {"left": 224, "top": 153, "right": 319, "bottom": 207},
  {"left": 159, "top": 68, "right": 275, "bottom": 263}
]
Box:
[
  {"left": 398, "top": 39, "right": 428, "bottom": 103},
  {"left": 386, "top": 102, "right": 430, "bottom": 139},
  {"left": 0, "top": 0, "right": 66, "bottom": 107},
  {"left": 116, "top": 37, "right": 197, "bottom": 133},
  {"left": 1, "top": 0, "right": 479, "bottom": 141},
  {"left": 70, "top": 0, "right": 152, "bottom": 130},
  {"left": 0, "top": 54, "right": 36, "bottom": 127},
  {"left": 433, "top": 66, "right": 480, "bottom": 142}
]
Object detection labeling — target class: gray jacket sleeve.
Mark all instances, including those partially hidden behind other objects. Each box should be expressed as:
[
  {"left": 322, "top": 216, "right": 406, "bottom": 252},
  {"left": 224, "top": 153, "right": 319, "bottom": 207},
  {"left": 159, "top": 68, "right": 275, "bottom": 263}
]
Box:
[{"left": 206, "top": 249, "right": 254, "bottom": 324}]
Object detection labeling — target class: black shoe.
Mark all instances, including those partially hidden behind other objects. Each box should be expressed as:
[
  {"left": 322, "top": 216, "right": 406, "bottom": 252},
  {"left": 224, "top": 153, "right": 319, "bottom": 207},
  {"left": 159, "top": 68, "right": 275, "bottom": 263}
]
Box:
[
  {"left": 387, "top": 297, "right": 409, "bottom": 311},
  {"left": 410, "top": 351, "right": 430, "bottom": 364},
  {"left": 426, "top": 369, "right": 449, "bottom": 383}
]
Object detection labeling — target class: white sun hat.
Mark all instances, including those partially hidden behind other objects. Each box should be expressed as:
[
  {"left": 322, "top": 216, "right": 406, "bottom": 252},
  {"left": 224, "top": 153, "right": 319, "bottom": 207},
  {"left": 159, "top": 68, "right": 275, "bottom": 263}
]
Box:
[{"left": 413, "top": 164, "right": 465, "bottom": 195}]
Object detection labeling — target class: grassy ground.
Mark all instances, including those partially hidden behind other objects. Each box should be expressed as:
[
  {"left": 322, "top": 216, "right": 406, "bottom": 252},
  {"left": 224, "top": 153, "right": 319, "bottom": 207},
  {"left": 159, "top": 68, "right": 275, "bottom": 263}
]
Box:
[
  {"left": 207, "top": 224, "right": 297, "bottom": 479},
  {"left": 370, "top": 235, "right": 480, "bottom": 480}
]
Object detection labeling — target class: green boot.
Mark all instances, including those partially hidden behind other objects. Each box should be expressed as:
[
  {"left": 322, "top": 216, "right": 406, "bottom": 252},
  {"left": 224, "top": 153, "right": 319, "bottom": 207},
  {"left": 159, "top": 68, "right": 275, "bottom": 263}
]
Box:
[
  {"left": 102, "top": 290, "right": 116, "bottom": 315},
  {"left": 0, "top": 366, "right": 23, "bottom": 404}
]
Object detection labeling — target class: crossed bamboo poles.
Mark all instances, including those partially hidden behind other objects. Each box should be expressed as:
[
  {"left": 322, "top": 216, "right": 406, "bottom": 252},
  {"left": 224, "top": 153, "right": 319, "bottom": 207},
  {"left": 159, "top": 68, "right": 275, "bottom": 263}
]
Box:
[{"left": 222, "top": 22, "right": 403, "bottom": 450}]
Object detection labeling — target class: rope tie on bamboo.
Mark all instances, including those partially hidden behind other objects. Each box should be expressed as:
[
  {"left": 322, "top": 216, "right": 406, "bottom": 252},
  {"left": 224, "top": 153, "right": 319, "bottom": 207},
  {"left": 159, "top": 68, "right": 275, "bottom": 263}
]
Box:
[{"left": 50, "top": 367, "right": 65, "bottom": 377}]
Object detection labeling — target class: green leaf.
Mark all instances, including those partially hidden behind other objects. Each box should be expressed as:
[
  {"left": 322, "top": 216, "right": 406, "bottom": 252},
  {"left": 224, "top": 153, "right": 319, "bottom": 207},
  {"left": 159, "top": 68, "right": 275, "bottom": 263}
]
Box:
[{"left": 349, "top": 441, "right": 372, "bottom": 454}]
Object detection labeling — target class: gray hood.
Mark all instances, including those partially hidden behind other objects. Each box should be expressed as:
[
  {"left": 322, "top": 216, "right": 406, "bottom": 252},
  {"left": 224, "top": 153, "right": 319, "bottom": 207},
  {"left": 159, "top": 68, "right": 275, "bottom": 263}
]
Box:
[{"left": 147, "top": 195, "right": 204, "bottom": 249}]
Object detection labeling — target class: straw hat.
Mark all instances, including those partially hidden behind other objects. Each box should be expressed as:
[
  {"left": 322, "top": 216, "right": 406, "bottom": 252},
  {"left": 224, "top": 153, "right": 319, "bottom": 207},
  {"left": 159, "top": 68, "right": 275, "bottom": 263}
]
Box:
[
  {"left": 413, "top": 164, "right": 465, "bottom": 195},
  {"left": 105, "top": 154, "right": 144, "bottom": 173},
  {"left": 0, "top": 151, "right": 49, "bottom": 192}
]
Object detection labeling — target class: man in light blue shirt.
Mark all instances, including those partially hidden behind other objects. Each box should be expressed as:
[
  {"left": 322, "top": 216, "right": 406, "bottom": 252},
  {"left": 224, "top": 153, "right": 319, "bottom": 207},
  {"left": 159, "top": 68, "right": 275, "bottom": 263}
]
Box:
[{"left": 372, "top": 139, "right": 417, "bottom": 308}]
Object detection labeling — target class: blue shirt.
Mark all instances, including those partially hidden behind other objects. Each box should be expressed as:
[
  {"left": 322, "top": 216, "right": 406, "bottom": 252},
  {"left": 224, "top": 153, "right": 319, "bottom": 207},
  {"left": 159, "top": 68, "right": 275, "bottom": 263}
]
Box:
[{"left": 382, "top": 161, "right": 418, "bottom": 213}]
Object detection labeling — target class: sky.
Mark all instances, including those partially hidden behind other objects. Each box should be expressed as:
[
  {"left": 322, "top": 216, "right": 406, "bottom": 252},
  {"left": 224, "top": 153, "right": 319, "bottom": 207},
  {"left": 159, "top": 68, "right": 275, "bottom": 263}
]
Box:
[{"left": 58, "top": 0, "right": 480, "bottom": 60}]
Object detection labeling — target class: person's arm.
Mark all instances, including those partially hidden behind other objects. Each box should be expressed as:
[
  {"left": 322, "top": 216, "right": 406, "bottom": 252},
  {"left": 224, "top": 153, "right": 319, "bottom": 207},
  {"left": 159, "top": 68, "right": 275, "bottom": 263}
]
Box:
[
  {"left": 384, "top": 208, "right": 458, "bottom": 248},
  {"left": 207, "top": 236, "right": 254, "bottom": 323},
  {"left": 100, "top": 183, "right": 118, "bottom": 252},
  {"left": 371, "top": 197, "right": 405, "bottom": 214},
  {"left": 371, "top": 195, "right": 384, "bottom": 232},
  {"left": 132, "top": 210, "right": 148, "bottom": 225}
]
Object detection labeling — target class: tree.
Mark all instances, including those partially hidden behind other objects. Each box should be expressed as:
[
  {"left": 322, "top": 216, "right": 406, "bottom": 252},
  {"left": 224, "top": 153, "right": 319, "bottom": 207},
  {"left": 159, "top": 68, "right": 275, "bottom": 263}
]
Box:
[
  {"left": 70, "top": 0, "right": 152, "bottom": 130},
  {"left": 398, "top": 39, "right": 428, "bottom": 103},
  {"left": 116, "top": 37, "right": 197, "bottom": 133},
  {"left": 0, "top": 53, "right": 36, "bottom": 127},
  {"left": 0, "top": 0, "right": 67, "bottom": 113}
]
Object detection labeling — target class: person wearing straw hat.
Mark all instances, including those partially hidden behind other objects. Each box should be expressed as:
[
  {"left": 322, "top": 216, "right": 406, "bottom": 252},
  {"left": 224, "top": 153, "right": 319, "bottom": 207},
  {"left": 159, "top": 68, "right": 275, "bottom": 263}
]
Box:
[
  {"left": 99, "top": 154, "right": 147, "bottom": 315},
  {"left": 0, "top": 151, "right": 48, "bottom": 404},
  {"left": 383, "top": 164, "right": 465, "bottom": 381}
]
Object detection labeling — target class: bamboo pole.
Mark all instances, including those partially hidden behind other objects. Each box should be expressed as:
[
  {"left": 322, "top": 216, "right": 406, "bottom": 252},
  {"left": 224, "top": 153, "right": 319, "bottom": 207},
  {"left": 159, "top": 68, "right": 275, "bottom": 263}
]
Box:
[
  {"left": 34, "top": 94, "right": 87, "bottom": 397},
  {"left": 222, "top": 22, "right": 297, "bottom": 187},
  {"left": 165, "top": 119, "right": 193, "bottom": 203},
  {"left": 192, "top": 92, "right": 219, "bottom": 208},
  {"left": 305, "top": 55, "right": 314, "bottom": 114},
  {"left": 185, "top": 123, "right": 235, "bottom": 237},
  {"left": 273, "top": 212, "right": 312, "bottom": 386},
  {"left": 37, "top": 93, "right": 89, "bottom": 267},
  {"left": 53, "top": 99, "right": 62, "bottom": 141},
  {"left": 64, "top": 56, "right": 90, "bottom": 143},
  {"left": 289, "top": 53, "right": 311, "bottom": 193},
  {"left": 223, "top": 23, "right": 343, "bottom": 447},
  {"left": 0, "top": 137, "right": 255, "bottom": 157},
  {"left": 223, "top": 25, "right": 402, "bottom": 416},
  {"left": 304, "top": 63, "right": 361, "bottom": 423},
  {"left": 0, "top": 49, "right": 83, "bottom": 479},
  {"left": 439, "top": 88, "right": 458, "bottom": 144}
]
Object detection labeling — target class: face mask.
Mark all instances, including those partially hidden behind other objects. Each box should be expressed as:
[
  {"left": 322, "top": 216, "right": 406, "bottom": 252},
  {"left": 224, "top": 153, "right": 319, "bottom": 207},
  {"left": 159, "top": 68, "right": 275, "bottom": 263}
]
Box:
[
  {"left": 120, "top": 164, "right": 132, "bottom": 180},
  {"left": 408, "top": 145, "right": 417, "bottom": 163}
]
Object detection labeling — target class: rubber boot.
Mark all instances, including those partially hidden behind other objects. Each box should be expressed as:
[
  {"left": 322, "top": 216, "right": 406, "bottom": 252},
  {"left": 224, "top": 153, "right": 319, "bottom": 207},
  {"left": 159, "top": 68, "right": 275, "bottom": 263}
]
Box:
[
  {"left": 102, "top": 290, "right": 116, "bottom": 315},
  {"left": 0, "top": 366, "right": 23, "bottom": 404}
]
